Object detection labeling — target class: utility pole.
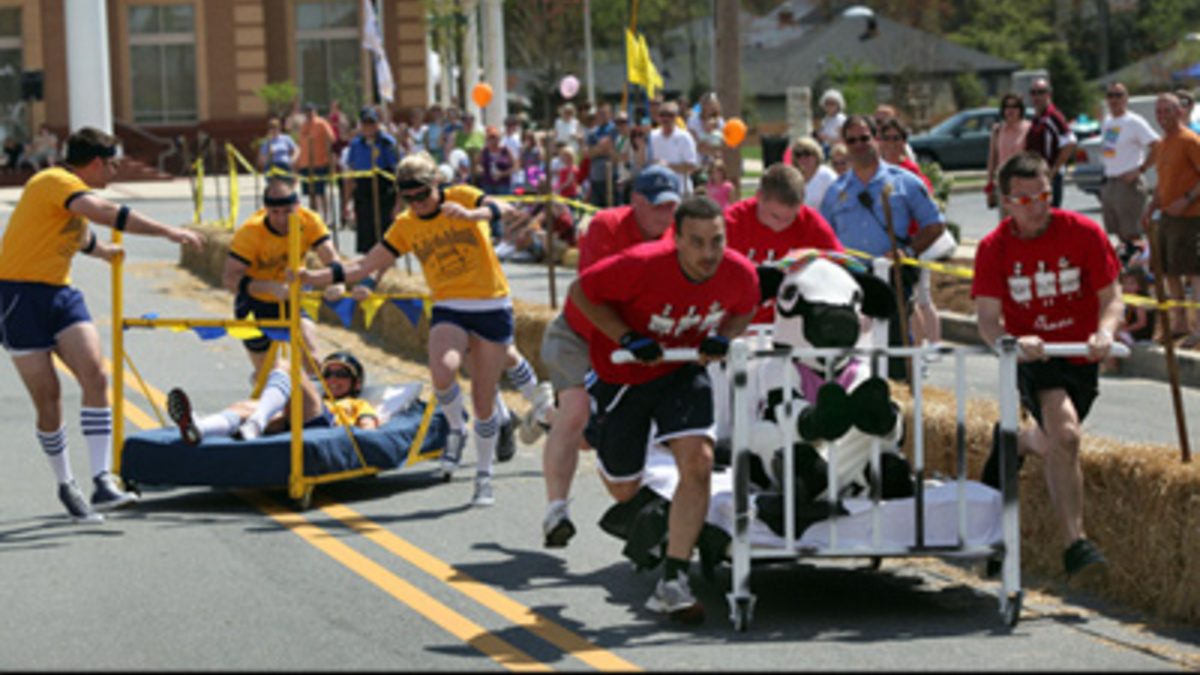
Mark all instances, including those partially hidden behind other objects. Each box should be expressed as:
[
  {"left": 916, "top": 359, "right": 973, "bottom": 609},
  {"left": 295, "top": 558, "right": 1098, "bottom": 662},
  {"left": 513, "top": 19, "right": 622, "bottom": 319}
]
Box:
[{"left": 714, "top": 0, "right": 741, "bottom": 197}]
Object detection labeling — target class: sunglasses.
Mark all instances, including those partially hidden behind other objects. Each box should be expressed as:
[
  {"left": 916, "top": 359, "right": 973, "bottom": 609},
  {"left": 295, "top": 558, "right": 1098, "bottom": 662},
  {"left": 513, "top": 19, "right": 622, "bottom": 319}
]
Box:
[
  {"left": 844, "top": 134, "right": 872, "bottom": 146},
  {"left": 1106, "top": 91, "right": 1126, "bottom": 99},
  {"left": 1030, "top": 88, "right": 1049, "bottom": 95},
  {"left": 322, "top": 367, "right": 353, "bottom": 380},
  {"left": 400, "top": 187, "right": 433, "bottom": 203},
  {"left": 1006, "top": 191, "right": 1051, "bottom": 206},
  {"left": 794, "top": 150, "right": 815, "bottom": 158}
]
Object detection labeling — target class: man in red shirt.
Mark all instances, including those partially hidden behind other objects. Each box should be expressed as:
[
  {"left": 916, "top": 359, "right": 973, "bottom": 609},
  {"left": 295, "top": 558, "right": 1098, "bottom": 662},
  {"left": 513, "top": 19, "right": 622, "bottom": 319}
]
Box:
[
  {"left": 724, "top": 163, "right": 841, "bottom": 323},
  {"left": 1023, "top": 78, "right": 1077, "bottom": 208},
  {"left": 538, "top": 165, "right": 680, "bottom": 548},
  {"left": 569, "top": 195, "right": 758, "bottom": 624},
  {"left": 972, "top": 152, "right": 1122, "bottom": 580}
]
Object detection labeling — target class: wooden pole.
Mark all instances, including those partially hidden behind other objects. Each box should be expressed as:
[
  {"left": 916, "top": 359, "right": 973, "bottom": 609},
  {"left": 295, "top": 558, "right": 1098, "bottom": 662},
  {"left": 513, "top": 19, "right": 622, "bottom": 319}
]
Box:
[
  {"left": 544, "top": 131, "right": 557, "bottom": 309},
  {"left": 1145, "top": 219, "right": 1192, "bottom": 463},
  {"left": 881, "top": 182, "right": 913, "bottom": 389},
  {"left": 714, "top": 0, "right": 742, "bottom": 200}
]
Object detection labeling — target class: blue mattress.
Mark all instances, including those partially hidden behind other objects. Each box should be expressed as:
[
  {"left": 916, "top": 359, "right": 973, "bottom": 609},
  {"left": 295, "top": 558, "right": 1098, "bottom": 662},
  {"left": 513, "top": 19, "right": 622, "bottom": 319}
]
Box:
[{"left": 121, "top": 403, "right": 449, "bottom": 488}]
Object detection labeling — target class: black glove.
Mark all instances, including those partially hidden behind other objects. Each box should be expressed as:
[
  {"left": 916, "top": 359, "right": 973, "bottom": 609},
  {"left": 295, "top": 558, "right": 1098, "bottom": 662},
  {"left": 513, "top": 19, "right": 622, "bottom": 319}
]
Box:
[
  {"left": 619, "top": 331, "right": 663, "bottom": 363},
  {"left": 796, "top": 381, "right": 854, "bottom": 441},
  {"left": 848, "top": 377, "right": 899, "bottom": 436},
  {"left": 699, "top": 334, "right": 730, "bottom": 359}
]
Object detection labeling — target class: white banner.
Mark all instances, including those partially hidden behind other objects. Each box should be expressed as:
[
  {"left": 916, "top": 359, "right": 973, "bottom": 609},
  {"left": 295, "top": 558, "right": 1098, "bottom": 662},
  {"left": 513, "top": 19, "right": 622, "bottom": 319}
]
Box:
[{"left": 362, "top": 0, "right": 394, "bottom": 102}]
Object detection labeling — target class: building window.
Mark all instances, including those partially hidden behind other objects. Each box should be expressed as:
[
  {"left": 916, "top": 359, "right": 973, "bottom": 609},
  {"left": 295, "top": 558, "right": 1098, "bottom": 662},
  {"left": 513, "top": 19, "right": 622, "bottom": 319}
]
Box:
[
  {"left": 0, "top": 7, "right": 24, "bottom": 144},
  {"left": 296, "top": 1, "right": 360, "bottom": 111},
  {"left": 129, "top": 4, "right": 198, "bottom": 124}
]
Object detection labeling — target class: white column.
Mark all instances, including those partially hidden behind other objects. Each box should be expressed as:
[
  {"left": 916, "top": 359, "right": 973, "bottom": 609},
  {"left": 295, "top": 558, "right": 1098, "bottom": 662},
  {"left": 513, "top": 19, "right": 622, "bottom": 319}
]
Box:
[
  {"left": 462, "top": 0, "right": 480, "bottom": 119},
  {"left": 65, "top": 0, "right": 113, "bottom": 135},
  {"left": 481, "top": 0, "right": 507, "bottom": 126}
]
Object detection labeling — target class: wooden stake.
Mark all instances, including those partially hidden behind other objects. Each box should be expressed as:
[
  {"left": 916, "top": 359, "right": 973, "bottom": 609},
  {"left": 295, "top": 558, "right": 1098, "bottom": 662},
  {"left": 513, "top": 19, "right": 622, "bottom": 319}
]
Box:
[
  {"left": 1145, "top": 219, "right": 1192, "bottom": 463},
  {"left": 881, "top": 182, "right": 912, "bottom": 389}
]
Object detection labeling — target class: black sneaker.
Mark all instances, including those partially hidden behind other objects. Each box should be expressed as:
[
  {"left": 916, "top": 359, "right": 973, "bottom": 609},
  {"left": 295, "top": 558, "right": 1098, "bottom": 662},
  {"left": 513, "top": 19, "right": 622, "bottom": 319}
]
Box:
[
  {"left": 167, "top": 388, "right": 203, "bottom": 446},
  {"left": 496, "top": 412, "right": 517, "bottom": 463},
  {"left": 59, "top": 481, "right": 103, "bottom": 524},
  {"left": 91, "top": 472, "right": 139, "bottom": 512},
  {"left": 543, "top": 502, "right": 576, "bottom": 548},
  {"left": 1063, "top": 537, "right": 1106, "bottom": 579}
]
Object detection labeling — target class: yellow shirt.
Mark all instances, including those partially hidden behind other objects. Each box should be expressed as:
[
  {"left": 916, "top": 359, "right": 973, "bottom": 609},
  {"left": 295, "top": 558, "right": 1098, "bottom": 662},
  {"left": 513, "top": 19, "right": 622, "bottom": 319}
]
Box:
[
  {"left": 229, "top": 207, "right": 331, "bottom": 302},
  {"left": 0, "top": 167, "right": 92, "bottom": 285},
  {"left": 328, "top": 397, "right": 378, "bottom": 427},
  {"left": 381, "top": 185, "right": 510, "bottom": 302}
]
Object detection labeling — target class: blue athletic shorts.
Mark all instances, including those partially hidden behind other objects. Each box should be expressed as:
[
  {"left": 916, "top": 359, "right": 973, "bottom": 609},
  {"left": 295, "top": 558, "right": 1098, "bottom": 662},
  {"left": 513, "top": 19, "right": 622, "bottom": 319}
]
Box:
[
  {"left": 234, "top": 293, "right": 311, "bottom": 353},
  {"left": 430, "top": 305, "right": 514, "bottom": 344},
  {"left": 0, "top": 281, "right": 92, "bottom": 353},
  {"left": 300, "top": 167, "right": 329, "bottom": 196}
]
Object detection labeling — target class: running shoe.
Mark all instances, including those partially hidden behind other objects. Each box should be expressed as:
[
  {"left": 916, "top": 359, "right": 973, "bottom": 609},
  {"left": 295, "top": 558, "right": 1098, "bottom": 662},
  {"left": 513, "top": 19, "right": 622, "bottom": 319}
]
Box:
[
  {"left": 496, "top": 412, "right": 517, "bottom": 463},
  {"left": 59, "top": 480, "right": 103, "bottom": 524},
  {"left": 543, "top": 501, "right": 576, "bottom": 548},
  {"left": 90, "top": 472, "right": 139, "bottom": 512},
  {"left": 518, "top": 382, "right": 554, "bottom": 445},
  {"left": 1064, "top": 537, "right": 1106, "bottom": 579},
  {"left": 439, "top": 429, "right": 466, "bottom": 480},
  {"left": 471, "top": 473, "right": 495, "bottom": 507},
  {"left": 646, "top": 576, "right": 705, "bottom": 625},
  {"left": 166, "top": 388, "right": 203, "bottom": 446}
]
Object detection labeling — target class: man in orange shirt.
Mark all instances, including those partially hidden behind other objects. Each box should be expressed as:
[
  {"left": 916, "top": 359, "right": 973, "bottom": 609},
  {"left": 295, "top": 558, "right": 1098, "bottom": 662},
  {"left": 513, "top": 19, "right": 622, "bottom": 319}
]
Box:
[{"left": 297, "top": 102, "right": 335, "bottom": 220}]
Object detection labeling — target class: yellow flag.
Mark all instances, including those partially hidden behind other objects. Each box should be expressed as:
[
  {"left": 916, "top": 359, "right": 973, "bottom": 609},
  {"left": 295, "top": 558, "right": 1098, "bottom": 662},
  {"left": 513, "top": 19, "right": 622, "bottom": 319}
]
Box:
[
  {"left": 638, "top": 33, "right": 663, "bottom": 98},
  {"left": 626, "top": 29, "right": 647, "bottom": 88},
  {"left": 360, "top": 296, "right": 386, "bottom": 329},
  {"left": 227, "top": 326, "right": 264, "bottom": 340},
  {"left": 300, "top": 295, "right": 322, "bottom": 320}
]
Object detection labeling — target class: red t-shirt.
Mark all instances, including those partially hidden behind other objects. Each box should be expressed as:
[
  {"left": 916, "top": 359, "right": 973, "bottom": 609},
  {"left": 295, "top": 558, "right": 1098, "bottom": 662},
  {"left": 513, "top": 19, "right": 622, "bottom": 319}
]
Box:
[
  {"left": 724, "top": 197, "right": 842, "bottom": 323},
  {"left": 564, "top": 206, "right": 673, "bottom": 336},
  {"left": 579, "top": 238, "right": 759, "bottom": 385},
  {"left": 971, "top": 209, "right": 1119, "bottom": 362}
]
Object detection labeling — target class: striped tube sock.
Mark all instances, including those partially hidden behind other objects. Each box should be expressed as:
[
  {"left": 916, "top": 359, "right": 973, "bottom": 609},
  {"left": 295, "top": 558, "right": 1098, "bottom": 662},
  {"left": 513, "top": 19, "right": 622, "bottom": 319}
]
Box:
[
  {"left": 505, "top": 357, "right": 539, "bottom": 403},
  {"left": 37, "top": 426, "right": 72, "bottom": 484},
  {"left": 247, "top": 369, "right": 292, "bottom": 432},
  {"left": 473, "top": 411, "right": 499, "bottom": 477},
  {"left": 197, "top": 410, "right": 243, "bottom": 438},
  {"left": 80, "top": 406, "right": 113, "bottom": 478},
  {"left": 435, "top": 382, "right": 465, "bottom": 433}
]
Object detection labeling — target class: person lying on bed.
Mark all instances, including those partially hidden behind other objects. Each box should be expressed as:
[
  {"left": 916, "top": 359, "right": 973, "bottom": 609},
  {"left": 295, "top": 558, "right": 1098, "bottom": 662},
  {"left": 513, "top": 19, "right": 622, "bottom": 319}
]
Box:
[{"left": 164, "top": 351, "right": 379, "bottom": 446}]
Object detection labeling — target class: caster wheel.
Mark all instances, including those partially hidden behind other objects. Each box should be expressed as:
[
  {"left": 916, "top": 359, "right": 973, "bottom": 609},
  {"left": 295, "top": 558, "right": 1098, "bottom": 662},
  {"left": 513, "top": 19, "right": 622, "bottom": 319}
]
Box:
[
  {"left": 729, "top": 596, "right": 755, "bottom": 632},
  {"left": 1002, "top": 590, "right": 1023, "bottom": 627}
]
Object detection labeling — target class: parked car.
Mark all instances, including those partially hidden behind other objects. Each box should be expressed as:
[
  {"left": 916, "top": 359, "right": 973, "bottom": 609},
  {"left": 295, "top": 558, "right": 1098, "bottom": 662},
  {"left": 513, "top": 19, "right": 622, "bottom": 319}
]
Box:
[
  {"left": 909, "top": 107, "right": 1030, "bottom": 170},
  {"left": 1072, "top": 94, "right": 1178, "bottom": 199}
]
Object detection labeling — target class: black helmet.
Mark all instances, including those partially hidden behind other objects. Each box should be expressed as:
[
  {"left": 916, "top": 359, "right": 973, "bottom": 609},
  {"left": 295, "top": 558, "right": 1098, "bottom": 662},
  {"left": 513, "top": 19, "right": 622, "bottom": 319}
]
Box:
[{"left": 321, "top": 351, "right": 365, "bottom": 396}]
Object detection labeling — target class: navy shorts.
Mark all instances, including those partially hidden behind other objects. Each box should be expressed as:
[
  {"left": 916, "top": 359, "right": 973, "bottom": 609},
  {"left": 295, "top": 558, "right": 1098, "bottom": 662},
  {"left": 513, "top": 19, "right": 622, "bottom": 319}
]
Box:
[
  {"left": 430, "top": 305, "right": 514, "bottom": 344},
  {"left": 234, "top": 293, "right": 311, "bottom": 353},
  {"left": 584, "top": 363, "right": 716, "bottom": 482},
  {"left": 1018, "top": 358, "right": 1100, "bottom": 427},
  {"left": 300, "top": 167, "right": 329, "bottom": 196},
  {"left": 0, "top": 281, "right": 92, "bottom": 353}
]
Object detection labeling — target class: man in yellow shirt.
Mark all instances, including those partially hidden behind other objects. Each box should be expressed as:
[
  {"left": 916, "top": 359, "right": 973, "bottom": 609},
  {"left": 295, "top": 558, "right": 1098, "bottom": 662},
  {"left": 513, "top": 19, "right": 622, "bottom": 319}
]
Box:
[
  {"left": 167, "top": 351, "right": 379, "bottom": 444},
  {"left": 223, "top": 178, "right": 346, "bottom": 378},
  {"left": 0, "top": 127, "right": 204, "bottom": 523}
]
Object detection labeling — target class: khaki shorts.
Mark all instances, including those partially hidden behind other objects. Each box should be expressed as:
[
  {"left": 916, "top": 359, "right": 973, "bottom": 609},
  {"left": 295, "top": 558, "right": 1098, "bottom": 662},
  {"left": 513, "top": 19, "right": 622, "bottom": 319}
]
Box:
[
  {"left": 540, "top": 312, "right": 591, "bottom": 392},
  {"left": 1100, "top": 175, "right": 1149, "bottom": 240},
  {"left": 1156, "top": 215, "right": 1200, "bottom": 276}
]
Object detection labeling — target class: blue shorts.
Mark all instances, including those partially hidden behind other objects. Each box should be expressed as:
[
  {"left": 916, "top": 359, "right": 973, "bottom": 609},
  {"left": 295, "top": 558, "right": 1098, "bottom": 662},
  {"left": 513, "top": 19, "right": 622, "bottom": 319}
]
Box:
[
  {"left": 300, "top": 167, "right": 329, "bottom": 196},
  {"left": 430, "top": 305, "right": 514, "bottom": 344},
  {"left": 234, "top": 293, "right": 311, "bottom": 352},
  {"left": 0, "top": 281, "right": 92, "bottom": 353}
]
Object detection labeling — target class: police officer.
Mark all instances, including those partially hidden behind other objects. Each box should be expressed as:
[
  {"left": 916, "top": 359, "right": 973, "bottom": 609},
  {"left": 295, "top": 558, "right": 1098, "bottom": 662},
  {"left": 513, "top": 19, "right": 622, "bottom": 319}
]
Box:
[{"left": 342, "top": 108, "right": 401, "bottom": 253}]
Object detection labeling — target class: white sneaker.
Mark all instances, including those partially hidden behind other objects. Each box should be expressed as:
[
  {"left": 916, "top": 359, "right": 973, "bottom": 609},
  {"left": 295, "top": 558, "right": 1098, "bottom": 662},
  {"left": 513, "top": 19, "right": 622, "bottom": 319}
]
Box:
[
  {"left": 646, "top": 576, "right": 705, "bottom": 624},
  {"left": 518, "top": 382, "right": 554, "bottom": 445},
  {"left": 471, "top": 473, "right": 495, "bottom": 507},
  {"left": 439, "top": 429, "right": 466, "bottom": 480}
]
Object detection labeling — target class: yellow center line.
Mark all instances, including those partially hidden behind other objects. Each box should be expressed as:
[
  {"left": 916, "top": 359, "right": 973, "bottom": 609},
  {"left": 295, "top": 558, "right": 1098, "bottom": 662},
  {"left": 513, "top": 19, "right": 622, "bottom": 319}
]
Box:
[
  {"left": 318, "top": 501, "right": 642, "bottom": 672},
  {"left": 242, "top": 490, "right": 551, "bottom": 672},
  {"left": 107, "top": 363, "right": 639, "bottom": 671}
]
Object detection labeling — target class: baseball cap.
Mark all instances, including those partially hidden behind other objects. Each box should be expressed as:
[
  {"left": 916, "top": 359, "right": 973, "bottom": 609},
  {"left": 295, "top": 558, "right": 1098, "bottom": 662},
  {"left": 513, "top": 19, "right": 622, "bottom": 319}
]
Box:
[
  {"left": 360, "top": 108, "right": 379, "bottom": 123},
  {"left": 633, "top": 165, "right": 682, "bottom": 205},
  {"left": 304, "top": 101, "right": 317, "bottom": 112}
]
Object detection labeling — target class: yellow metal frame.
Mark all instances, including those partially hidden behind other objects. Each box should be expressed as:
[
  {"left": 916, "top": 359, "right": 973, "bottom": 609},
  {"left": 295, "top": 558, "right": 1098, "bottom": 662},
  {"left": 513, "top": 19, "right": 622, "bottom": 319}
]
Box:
[{"left": 111, "top": 214, "right": 440, "bottom": 508}]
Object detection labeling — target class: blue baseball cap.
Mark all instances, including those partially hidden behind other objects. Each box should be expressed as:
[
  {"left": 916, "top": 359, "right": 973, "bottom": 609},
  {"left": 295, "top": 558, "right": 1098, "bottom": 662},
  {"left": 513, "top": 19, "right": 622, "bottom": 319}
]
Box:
[{"left": 633, "top": 165, "right": 682, "bottom": 205}]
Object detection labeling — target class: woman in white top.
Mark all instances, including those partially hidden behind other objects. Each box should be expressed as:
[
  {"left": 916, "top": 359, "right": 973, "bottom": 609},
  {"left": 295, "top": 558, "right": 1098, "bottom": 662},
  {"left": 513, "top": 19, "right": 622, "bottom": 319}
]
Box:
[
  {"left": 817, "top": 89, "right": 847, "bottom": 152},
  {"left": 986, "top": 91, "right": 1030, "bottom": 220},
  {"left": 789, "top": 137, "right": 837, "bottom": 211},
  {"left": 554, "top": 103, "right": 582, "bottom": 154}
]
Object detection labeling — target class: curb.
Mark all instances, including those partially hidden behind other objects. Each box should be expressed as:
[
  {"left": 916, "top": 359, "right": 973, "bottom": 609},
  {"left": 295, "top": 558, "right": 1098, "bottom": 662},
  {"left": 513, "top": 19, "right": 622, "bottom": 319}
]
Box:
[{"left": 940, "top": 310, "right": 1200, "bottom": 389}]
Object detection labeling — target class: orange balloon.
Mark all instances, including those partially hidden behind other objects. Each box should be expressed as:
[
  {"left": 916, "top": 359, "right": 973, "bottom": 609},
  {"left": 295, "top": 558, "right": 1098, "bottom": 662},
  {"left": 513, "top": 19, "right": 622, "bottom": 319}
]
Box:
[
  {"left": 723, "top": 118, "right": 747, "bottom": 147},
  {"left": 472, "top": 82, "right": 493, "bottom": 108}
]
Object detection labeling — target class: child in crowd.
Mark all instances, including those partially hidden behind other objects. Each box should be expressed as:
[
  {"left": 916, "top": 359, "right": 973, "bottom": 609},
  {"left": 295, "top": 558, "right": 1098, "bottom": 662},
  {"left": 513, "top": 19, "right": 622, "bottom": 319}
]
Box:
[
  {"left": 553, "top": 147, "right": 581, "bottom": 200},
  {"left": 1104, "top": 267, "right": 1155, "bottom": 373},
  {"left": 705, "top": 160, "right": 734, "bottom": 209}
]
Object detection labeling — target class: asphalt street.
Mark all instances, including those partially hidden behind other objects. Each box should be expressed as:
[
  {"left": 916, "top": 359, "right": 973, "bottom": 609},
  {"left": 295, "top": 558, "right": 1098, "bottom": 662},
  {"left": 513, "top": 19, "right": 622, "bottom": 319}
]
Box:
[{"left": 0, "top": 178, "right": 1196, "bottom": 670}]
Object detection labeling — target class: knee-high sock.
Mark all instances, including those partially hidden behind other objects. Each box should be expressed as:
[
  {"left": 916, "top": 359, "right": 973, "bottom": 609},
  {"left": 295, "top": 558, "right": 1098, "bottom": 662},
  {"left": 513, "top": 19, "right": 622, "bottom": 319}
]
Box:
[
  {"left": 435, "top": 382, "right": 465, "bottom": 432},
  {"left": 247, "top": 369, "right": 292, "bottom": 432},
  {"left": 196, "top": 410, "right": 243, "bottom": 438},
  {"left": 505, "top": 356, "right": 539, "bottom": 403},
  {"left": 37, "top": 426, "right": 72, "bottom": 484},
  {"left": 80, "top": 406, "right": 112, "bottom": 478},
  {"left": 474, "top": 412, "right": 499, "bottom": 477}
]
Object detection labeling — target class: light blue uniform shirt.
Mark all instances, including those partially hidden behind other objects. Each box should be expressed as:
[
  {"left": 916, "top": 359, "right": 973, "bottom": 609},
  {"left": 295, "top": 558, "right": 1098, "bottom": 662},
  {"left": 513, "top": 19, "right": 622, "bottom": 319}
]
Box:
[{"left": 820, "top": 161, "right": 943, "bottom": 258}]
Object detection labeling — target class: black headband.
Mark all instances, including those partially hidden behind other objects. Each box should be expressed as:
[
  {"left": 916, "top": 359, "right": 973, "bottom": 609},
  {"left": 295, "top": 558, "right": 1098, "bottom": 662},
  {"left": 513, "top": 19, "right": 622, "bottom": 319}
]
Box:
[
  {"left": 263, "top": 191, "right": 299, "bottom": 207},
  {"left": 396, "top": 179, "right": 431, "bottom": 191}
]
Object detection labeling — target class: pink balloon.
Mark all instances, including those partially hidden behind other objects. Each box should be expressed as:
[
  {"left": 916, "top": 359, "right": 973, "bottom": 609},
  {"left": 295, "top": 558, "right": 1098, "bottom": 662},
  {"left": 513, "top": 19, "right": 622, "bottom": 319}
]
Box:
[{"left": 559, "top": 75, "right": 580, "bottom": 99}]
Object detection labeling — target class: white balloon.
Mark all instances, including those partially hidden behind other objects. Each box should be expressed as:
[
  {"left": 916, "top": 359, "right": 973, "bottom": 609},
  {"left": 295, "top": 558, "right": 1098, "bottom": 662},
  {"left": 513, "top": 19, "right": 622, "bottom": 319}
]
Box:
[{"left": 559, "top": 75, "right": 580, "bottom": 99}]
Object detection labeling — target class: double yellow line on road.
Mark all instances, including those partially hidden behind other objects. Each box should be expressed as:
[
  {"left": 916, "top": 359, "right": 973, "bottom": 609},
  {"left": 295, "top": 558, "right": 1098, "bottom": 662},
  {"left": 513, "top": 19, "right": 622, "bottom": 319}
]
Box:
[{"left": 81, "top": 357, "right": 641, "bottom": 672}]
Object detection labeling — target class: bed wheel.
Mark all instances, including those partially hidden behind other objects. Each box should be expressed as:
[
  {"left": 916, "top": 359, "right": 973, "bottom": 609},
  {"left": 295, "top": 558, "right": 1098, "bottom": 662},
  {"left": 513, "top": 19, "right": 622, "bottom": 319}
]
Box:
[
  {"left": 295, "top": 487, "right": 315, "bottom": 511},
  {"left": 730, "top": 596, "right": 755, "bottom": 632},
  {"left": 1002, "top": 590, "right": 1023, "bottom": 628}
]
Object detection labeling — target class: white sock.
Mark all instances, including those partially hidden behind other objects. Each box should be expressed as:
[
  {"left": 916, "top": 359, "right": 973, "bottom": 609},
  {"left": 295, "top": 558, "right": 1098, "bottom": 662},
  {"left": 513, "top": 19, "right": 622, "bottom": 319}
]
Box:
[
  {"left": 37, "top": 426, "right": 72, "bottom": 484},
  {"left": 435, "top": 382, "right": 465, "bottom": 433},
  {"left": 80, "top": 406, "right": 112, "bottom": 479},
  {"left": 547, "top": 498, "right": 568, "bottom": 518},
  {"left": 247, "top": 369, "right": 291, "bottom": 432},
  {"left": 474, "top": 411, "right": 499, "bottom": 477},
  {"left": 197, "top": 410, "right": 242, "bottom": 438},
  {"left": 505, "top": 357, "right": 539, "bottom": 403},
  {"left": 495, "top": 392, "right": 511, "bottom": 424}
]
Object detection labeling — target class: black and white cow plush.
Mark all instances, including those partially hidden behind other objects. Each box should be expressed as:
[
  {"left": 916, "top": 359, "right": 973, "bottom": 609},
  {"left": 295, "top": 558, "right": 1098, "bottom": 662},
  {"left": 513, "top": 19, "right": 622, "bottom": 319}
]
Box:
[{"left": 746, "top": 249, "right": 915, "bottom": 537}]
